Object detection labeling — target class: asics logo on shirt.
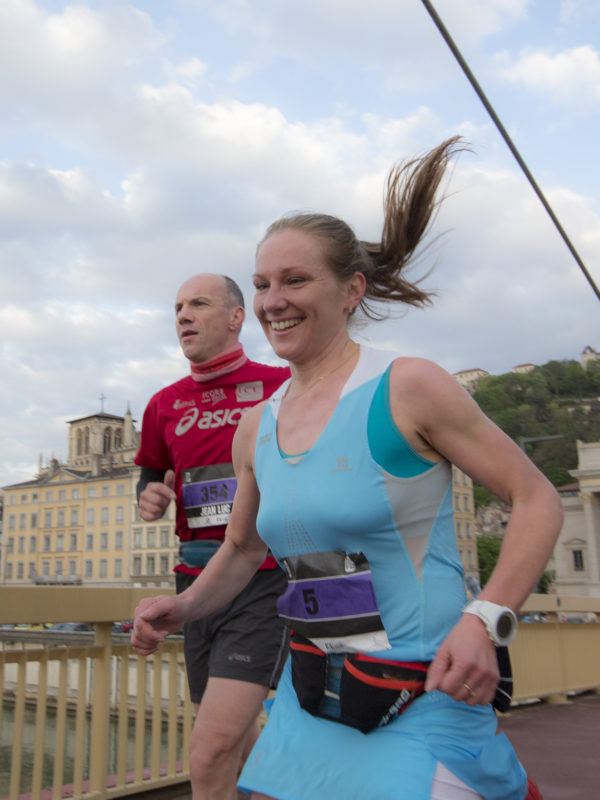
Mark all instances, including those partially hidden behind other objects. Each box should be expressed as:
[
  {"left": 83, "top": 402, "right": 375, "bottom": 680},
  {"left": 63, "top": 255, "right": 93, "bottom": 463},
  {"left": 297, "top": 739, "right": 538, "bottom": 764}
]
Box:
[{"left": 175, "top": 407, "right": 249, "bottom": 435}]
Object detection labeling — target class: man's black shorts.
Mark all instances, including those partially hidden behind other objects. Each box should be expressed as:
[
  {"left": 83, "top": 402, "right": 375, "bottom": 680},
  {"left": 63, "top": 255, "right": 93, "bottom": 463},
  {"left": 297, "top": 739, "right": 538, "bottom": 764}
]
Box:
[{"left": 175, "top": 567, "right": 289, "bottom": 704}]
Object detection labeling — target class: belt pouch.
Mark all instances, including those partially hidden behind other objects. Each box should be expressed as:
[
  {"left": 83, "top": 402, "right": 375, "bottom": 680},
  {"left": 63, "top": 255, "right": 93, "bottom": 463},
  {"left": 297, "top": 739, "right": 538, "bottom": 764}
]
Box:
[
  {"left": 179, "top": 539, "right": 221, "bottom": 568},
  {"left": 339, "top": 653, "right": 429, "bottom": 733},
  {"left": 289, "top": 632, "right": 327, "bottom": 715}
]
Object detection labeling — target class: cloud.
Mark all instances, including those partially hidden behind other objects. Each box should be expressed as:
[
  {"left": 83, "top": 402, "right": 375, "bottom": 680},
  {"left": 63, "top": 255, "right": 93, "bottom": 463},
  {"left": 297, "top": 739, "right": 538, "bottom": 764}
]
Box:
[
  {"left": 501, "top": 45, "right": 600, "bottom": 106},
  {"left": 0, "top": 0, "right": 598, "bottom": 491}
]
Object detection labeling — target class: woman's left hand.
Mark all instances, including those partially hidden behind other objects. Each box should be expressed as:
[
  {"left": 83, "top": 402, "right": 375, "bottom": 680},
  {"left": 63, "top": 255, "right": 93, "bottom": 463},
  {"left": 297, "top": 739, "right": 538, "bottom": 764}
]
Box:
[{"left": 424, "top": 614, "right": 499, "bottom": 706}]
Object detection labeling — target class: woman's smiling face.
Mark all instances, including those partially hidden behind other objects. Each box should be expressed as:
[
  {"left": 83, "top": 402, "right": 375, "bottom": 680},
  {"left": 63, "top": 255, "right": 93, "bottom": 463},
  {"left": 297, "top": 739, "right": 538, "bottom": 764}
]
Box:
[{"left": 253, "top": 229, "right": 360, "bottom": 364}]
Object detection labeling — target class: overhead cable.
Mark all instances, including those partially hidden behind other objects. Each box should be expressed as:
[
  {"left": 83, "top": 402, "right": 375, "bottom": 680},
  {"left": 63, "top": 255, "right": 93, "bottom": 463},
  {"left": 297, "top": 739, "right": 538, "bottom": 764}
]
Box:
[{"left": 421, "top": 0, "right": 600, "bottom": 302}]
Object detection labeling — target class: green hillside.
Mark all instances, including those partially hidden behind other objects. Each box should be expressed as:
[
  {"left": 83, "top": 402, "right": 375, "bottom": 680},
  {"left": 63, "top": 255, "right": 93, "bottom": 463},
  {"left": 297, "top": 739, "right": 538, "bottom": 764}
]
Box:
[{"left": 472, "top": 358, "right": 600, "bottom": 499}]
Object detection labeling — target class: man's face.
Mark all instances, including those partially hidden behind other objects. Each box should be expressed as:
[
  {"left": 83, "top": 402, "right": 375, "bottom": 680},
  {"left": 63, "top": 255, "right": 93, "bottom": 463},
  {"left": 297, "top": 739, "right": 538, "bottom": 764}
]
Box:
[{"left": 174, "top": 274, "right": 240, "bottom": 364}]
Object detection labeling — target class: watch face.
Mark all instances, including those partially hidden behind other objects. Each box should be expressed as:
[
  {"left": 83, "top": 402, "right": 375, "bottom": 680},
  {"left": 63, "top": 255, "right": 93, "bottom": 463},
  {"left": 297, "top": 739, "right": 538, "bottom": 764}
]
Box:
[{"left": 497, "top": 612, "right": 513, "bottom": 639}]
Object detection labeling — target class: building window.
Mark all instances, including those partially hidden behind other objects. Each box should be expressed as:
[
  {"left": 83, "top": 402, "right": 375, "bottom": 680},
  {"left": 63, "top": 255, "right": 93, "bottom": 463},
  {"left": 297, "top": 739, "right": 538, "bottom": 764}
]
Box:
[
  {"left": 133, "top": 556, "right": 142, "bottom": 576},
  {"left": 116, "top": 506, "right": 124, "bottom": 523},
  {"left": 19, "top": 513, "right": 26, "bottom": 530},
  {"left": 88, "top": 486, "right": 96, "bottom": 498},
  {"left": 466, "top": 522, "right": 471, "bottom": 539},
  {"left": 101, "top": 507, "right": 109, "bottom": 524},
  {"left": 453, "top": 494, "right": 459, "bottom": 511},
  {"left": 58, "top": 489, "right": 66, "bottom": 501},
  {"left": 8, "top": 515, "right": 15, "bottom": 530},
  {"left": 69, "top": 560, "right": 77, "bottom": 576},
  {"left": 7, "top": 538, "right": 14, "bottom": 554},
  {"left": 17, "top": 562, "right": 24, "bottom": 579},
  {"left": 86, "top": 509, "right": 94, "bottom": 524},
  {"left": 86, "top": 532, "right": 94, "bottom": 551},
  {"left": 133, "top": 528, "right": 142, "bottom": 548},
  {"left": 18, "top": 537, "right": 25, "bottom": 553},
  {"left": 101, "top": 532, "right": 108, "bottom": 550},
  {"left": 42, "top": 561, "right": 50, "bottom": 577},
  {"left": 43, "top": 535, "right": 51, "bottom": 552},
  {"left": 463, "top": 496, "right": 469, "bottom": 512},
  {"left": 147, "top": 555, "right": 155, "bottom": 574},
  {"left": 117, "top": 483, "right": 124, "bottom": 496},
  {"left": 160, "top": 527, "right": 170, "bottom": 547},
  {"left": 29, "top": 536, "right": 37, "bottom": 553},
  {"left": 45, "top": 491, "right": 52, "bottom": 501},
  {"left": 57, "top": 534, "right": 64, "bottom": 552},
  {"left": 70, "top": 534, "right": 77, "bottom": 551},
  {"left": 6, "top": 564, "right": 12, "bottom": 580},
  {"left": 10, "top": 494, "right": 16, "bottom": 504},
  {"left": 456, "top": 521, "right": 462, "bottom": 539},
  {"left": 115, "top": 530, "right": 123, "bottom": 550},
  {"left": 72, "top": 487, "right": 79, "bottom": 499},
  {"left": 70, "top": 509, "right": 78, "bottom": 526},
  {"left": 147, "top": 529, "right": 156, "bottom": 548},
  {"left": 44, "top": 511, "right": 52, "bottom": 528},
  {"left": 573, "top": 550, "right": 584, "bottom": 571},
  {"left": 85, "top": 560, "right": 93, "bottom": 578},
  {"left": 114, "top": 559, "right": 122, "bottom": 578},
  {"left": 160, "top": 555, "right": 169, "bottom": 574},
  {"left": 56, "top": 560, "right": 63, "bottom": 576},
  {"left": 102, "top": 485, "right": 110, "bottom": 498},
  {"left": 29, "top": 563, "right": 36, "bottom": 579},
  {"left": 57, "top": 510, "right": 65, "bottom": 527},
  {"left": 99, "top": 560, "right": 107, "bottom": 578},
  {"left": 31, "top": 513, "right": 37, "bottom": 528}
]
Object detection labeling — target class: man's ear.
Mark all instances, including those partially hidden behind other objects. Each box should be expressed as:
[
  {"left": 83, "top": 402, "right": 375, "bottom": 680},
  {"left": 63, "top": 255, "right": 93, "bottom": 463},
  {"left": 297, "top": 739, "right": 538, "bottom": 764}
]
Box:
[{"left": 229, "top": 305, "right": 245, "bottom": 332}]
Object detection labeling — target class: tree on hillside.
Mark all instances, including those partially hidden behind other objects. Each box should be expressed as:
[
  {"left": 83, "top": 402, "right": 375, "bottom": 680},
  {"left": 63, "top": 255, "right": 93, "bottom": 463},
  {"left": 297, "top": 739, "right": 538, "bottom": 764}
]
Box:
[
  {"left": 476, "top": 535, "right": 502, "bottom": 587},
  {"left": 477, "top": 534, "right": 552, "bottom": 593},
  {"left": 472, "top": 358, "right": 600, "bottom": 489}
]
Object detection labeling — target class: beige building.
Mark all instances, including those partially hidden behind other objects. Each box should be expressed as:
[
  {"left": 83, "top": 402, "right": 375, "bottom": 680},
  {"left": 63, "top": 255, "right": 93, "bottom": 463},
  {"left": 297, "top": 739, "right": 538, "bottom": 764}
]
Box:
[
  {"left": 553, "top": 441, "right": 600, "bottom": 597},
  {"left": 452, "top": 466, "right": 479, "bottom": 583},
  {"left": 453, "top": 368, "right": 489, "bottom": 395},
  {"left": 581, "top": 345, "right": 600, "bottom": 370},
  {"left": 511, "top": 363, "right": 536, "bottom": 375},
  {"left": 1, "top": 410, "right": 177, "bottom": 590}
]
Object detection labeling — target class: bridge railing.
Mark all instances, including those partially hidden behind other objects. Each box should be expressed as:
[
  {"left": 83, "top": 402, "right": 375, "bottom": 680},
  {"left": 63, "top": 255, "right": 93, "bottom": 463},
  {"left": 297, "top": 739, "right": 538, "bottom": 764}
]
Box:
[
  {"left": 0, "top": 586, "right": 194, "bottom": 800},
  {"left": 0, "top": 588, "right": 599, "bottom": 799}
]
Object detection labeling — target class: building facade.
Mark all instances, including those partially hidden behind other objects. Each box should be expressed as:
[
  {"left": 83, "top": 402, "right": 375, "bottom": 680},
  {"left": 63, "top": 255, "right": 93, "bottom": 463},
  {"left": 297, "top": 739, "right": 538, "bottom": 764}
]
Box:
[
  {"left": 452, "top": 466, "right": 480, "bottom": 583},
  {"left": 553, "top": 441, "right": 600, "bottom": 597},
  {"left": 1, "top": 406, "right": 481, "bottom": 589},
  {"left": 1, "top": 410, "right": 177, "bottom": 589}
]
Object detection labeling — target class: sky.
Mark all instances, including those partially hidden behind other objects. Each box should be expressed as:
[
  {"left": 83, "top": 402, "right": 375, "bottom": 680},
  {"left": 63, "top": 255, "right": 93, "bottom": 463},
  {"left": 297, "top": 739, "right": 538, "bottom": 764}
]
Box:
[{"left": 1, "top": 0, "right": 599, "bottom": 488}]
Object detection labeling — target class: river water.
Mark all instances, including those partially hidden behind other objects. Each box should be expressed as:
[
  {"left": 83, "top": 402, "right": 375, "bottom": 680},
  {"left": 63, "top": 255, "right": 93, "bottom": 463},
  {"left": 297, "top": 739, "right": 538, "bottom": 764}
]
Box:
[{"left": 0, "top": 699, "right": 181, "bottom": 796}]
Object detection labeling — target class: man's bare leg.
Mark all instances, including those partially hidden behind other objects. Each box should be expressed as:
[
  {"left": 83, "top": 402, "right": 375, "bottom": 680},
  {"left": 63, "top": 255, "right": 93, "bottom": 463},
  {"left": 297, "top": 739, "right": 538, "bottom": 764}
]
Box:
[{"left": 189, "top": 677, "right": 268, "bottom": 800}]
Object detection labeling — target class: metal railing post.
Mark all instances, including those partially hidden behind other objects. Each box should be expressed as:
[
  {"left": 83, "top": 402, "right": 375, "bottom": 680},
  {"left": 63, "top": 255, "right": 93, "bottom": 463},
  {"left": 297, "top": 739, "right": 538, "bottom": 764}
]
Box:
[{"left": 88, "top": 623, "right": 113, "bottom": 798}]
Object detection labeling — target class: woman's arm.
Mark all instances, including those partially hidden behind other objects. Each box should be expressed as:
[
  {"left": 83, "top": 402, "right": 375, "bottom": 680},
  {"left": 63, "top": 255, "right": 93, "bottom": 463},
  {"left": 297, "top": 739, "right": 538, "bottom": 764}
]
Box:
[
  {"left": 388, "top": 358, "right": 564, "bottom": 703},
  {"left": 131, "top": 405, "right": 268, "bottom": 655}
]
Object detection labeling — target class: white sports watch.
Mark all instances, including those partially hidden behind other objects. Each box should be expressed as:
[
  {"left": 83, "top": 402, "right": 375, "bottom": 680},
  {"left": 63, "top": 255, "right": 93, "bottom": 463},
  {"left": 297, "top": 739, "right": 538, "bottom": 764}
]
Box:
[{"left": 463, "top": 600, "right": 518, "bottom": 646}]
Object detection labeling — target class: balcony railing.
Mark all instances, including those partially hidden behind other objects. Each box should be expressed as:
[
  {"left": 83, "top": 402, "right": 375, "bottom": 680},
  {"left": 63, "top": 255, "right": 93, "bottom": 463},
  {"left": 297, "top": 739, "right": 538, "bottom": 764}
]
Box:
[{"left": 0, "top": 588, "right": 599, "bottom": 799}]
